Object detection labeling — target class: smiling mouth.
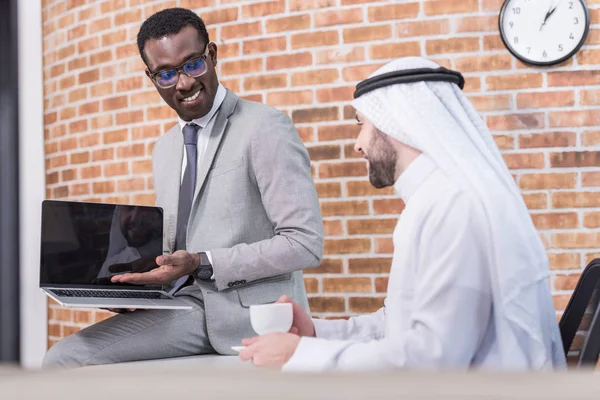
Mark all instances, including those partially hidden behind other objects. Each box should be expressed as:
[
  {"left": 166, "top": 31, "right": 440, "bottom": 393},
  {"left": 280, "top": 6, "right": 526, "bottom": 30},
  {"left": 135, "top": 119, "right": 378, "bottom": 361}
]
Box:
[{"left": 182, "top": 89, "right": 202, "bottom": 103}]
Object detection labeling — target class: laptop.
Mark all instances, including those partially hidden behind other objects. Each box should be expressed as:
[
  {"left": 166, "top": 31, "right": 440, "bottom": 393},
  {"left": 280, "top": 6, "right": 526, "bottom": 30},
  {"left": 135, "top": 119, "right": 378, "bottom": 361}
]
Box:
[{"left": 39, "top": 200, "right": 192, "bottom": 310}]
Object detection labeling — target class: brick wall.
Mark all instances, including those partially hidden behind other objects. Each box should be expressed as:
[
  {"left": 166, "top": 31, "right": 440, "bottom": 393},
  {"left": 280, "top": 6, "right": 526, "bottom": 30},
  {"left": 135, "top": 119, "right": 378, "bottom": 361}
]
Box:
[{"left": 42, "top": 0, "right": 600, "bottom": 348}]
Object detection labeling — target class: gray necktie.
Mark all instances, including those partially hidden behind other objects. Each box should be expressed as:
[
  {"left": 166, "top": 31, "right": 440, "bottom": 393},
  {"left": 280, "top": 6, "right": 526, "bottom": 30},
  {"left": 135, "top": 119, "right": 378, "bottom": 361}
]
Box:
[{"left": 171, "top": 123, "right": 200, "bottom": 293}]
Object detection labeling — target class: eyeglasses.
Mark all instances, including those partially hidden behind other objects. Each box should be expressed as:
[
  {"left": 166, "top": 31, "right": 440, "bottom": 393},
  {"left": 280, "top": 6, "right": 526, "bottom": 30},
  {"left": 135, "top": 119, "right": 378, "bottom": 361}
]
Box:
[{"left": 149, "top": 43, "right": 212, "bottom": 89}]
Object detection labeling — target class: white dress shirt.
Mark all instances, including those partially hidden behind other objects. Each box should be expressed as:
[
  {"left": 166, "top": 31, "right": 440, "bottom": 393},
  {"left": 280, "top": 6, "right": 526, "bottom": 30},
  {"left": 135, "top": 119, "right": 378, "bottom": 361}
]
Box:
[
  {"left": 177, "top": 83, "right": 226, "bottom": 270},
  {"left": 284, "top": 154, "right": 506, "bottom": 371}
]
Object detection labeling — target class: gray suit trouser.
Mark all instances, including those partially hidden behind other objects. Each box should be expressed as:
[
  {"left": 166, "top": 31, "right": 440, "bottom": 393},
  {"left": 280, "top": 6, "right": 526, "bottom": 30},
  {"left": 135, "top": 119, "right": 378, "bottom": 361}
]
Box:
[{"left": 42, "top": 283, "right": 215, "bottom": 368}]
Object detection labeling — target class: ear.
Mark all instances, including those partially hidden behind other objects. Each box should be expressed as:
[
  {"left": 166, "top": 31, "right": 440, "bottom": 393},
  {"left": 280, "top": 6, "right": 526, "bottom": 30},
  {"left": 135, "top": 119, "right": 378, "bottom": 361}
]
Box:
[
  {"left": 208, "top": 42, "right": 218, "bottom": 66},
  {"left": 145, "top": 68, "right": 152, "bottom": 81}
]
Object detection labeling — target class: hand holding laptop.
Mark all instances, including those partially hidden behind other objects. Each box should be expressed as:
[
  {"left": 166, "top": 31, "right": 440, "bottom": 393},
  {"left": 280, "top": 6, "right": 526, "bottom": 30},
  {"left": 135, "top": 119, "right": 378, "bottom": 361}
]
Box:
[{"left": 110, "top": 250, "right": 200, "bottom": 285}]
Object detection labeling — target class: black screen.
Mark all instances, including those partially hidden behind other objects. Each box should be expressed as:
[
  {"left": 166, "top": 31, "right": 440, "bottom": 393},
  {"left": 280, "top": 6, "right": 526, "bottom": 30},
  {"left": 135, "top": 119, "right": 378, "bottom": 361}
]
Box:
[{"left": 40, "top": 200, "right": 163, "bottom": 287}]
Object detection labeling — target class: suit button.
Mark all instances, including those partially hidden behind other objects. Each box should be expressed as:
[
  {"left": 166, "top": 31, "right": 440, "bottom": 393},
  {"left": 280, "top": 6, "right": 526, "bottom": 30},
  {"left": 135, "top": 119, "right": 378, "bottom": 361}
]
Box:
[
  {"left": 235, "top": 281, "right": 241, "bottom": 286},
  {"left": 228, "top": 282, "right": 234, "bottom": 287},
  {"left": 241, "top": 280, "right": 247, "bottom": 284}
]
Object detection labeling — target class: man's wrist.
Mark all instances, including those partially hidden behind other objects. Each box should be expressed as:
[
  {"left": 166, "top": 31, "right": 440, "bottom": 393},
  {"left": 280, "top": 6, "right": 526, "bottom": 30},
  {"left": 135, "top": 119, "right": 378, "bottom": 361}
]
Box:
[{"left": 193, "top": 251, "right": 213, "bottom": 280}]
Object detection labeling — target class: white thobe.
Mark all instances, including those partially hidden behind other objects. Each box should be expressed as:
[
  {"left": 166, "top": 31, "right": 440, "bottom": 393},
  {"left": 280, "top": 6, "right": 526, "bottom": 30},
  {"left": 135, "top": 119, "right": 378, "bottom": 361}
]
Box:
[{"left": 284, "top": 154, "right": 503, "bottom": 371}]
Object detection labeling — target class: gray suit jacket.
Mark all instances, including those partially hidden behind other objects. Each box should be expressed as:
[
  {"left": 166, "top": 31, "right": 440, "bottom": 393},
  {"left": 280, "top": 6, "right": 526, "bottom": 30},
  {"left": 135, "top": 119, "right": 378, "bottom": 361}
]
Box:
[{"left": 152, "top": 89, "right": 324, "bottom": 354}]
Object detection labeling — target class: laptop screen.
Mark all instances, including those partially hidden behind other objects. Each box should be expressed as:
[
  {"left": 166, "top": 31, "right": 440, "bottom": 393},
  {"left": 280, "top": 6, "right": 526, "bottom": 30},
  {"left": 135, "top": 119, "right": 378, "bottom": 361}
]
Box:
[{"left": 40, "top": 200, "right": 163, "bottom": 288}]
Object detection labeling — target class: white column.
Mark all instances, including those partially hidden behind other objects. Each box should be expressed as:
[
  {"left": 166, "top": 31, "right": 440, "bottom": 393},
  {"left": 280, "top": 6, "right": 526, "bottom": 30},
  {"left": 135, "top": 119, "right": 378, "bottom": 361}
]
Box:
[{"left": 18, "top": 0, "right": 47, "bottom": 368}]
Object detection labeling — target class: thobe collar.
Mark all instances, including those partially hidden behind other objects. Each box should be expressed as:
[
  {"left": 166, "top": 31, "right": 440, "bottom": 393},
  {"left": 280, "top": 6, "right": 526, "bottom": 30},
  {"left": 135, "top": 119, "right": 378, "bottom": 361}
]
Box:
[
  {"left": 178, "top": 83, "right": 226, "bottom": 130},
  {"left": 393, "top": 154, "right": 437, "bottom": 203}
]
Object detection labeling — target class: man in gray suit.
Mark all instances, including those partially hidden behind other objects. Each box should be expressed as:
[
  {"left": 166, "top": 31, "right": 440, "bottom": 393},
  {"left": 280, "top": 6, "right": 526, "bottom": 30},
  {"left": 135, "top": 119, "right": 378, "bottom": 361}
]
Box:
[{"left": 43, "top": 7, "right": 323, "bottom": 367}]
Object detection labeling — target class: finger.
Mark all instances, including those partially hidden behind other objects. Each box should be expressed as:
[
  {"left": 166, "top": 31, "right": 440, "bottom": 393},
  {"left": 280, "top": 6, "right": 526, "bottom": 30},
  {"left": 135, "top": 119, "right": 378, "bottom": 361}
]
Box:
[
  {"left": 111, "top": 269, "right": 166, "bottom": 285},
  {"left": 289, "top": 327, "right": 299, "bottom": 335},
  {"left": 241, "top": 336, "right": 261, "bottom": 346},
  {"left": 276, "top": 295, "right": 292, "bottom": 304},
  {"left": 156, "top": 254, "right": 176, "bottom": 266},
  {"left": 239, "top": 344, "right": 257, "bottom": 362}
]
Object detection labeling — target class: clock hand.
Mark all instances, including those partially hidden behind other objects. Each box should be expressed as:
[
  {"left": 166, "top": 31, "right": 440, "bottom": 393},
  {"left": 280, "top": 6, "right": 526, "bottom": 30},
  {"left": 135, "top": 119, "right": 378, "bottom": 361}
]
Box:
[{"left": 540, "top": 1, "right": 558, "bottom": 31}]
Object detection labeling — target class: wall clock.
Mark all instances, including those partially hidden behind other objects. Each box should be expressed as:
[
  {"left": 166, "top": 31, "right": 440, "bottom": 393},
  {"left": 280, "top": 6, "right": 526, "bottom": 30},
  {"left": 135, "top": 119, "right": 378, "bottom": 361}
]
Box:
[{"left": 499, "top": 0, "right": 590, "bottom": 66}]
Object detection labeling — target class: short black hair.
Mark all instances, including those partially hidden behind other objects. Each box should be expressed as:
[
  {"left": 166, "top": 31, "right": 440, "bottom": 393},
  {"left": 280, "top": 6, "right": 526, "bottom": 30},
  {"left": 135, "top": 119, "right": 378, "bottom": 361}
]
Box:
[{"left": 137, "top": 8, "right": 209, "bottom": 65}]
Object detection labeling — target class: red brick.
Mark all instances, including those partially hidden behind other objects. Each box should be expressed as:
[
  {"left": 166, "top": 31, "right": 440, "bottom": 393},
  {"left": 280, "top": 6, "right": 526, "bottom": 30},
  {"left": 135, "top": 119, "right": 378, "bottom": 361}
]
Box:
[
  {"left": 77, "top": 37, "right": 98, "bottom": 54},
  {"left": 267, "top": 52, "right": 311, "bottom": 70},
  {"left": 103, "top": 129, "right": 128, "bottom": 144},
  {"left": 321, "top": 200, "right": 369, "bottom": 217},
  {"left": 348, "top": 258, "right": 391, "bottom": 274},
  {"left": 520, "top": 173, "right": 576, "bottom": 190},
  {"left": 79, "top": 133, "right": 100, "bottom": 147},
  {"left": 552, "top": 192, "right": 600, "bottom": 208},
  {"left": 427, "top": 37, "right": 479, "bottom": 55},
  {"left": 523, "top": 193, "right": 547, "bottom": 209},
  {"left": 344, "top": 25, "right": 392, "bottom": 43},
  {"left": 370, "top": 42, "right": 421, "bottom": 60},
  {"left": 266, "top": 90, "right": 313, "bottom": 107},
  {"left": 323, "top": 220, "right": 344, "bottom": 236},
  {"left": 290, "top": 0, "right": 336, "bottom": 11},
  {"left": 69, "top": 120, "right": 88, "bottom": 134},
  {"left": 244, "top": 74, "right": 287, "bottom": 91},
  {"left": 79, "top": 69, "right": 99, "bottom": 84},
  {"left": 59, "top": 137, "right": 77, "bottom": 152},
  {"left": 104, "top": 162, "right": 129, "bottom": 177},
  {"left": 487, "top": 114, "right": 545, "bottom": 131},
  {"left": 116, "top": 111, "right": 143, "bottom": 125},
  {"left": 456, "top": 15, "right": 498, "bottom": 32},
  {"left": 318, "top": 125, "right": 358, "bottom": 142},
  {"left": 517, "top": 91, "right": 575, "bottom": 109},
  {"left": 486, "top": 74, "right": 543, "bottom": 90},
  {"left": 68, "top": 56, "right": 87, "bottom": 71},
  {"left": 102, "top": 29, "right": 127, "bottom": 47},
  {"left": 92, "top": 148, "right": 114, "bottom": 162},
  {"left": 221, "top": 58, "right": 263, "bottom": 76},
  {"left": 323, "top": 278, "right": 371, "bottom": 293},
  {"left": 243, "top": 37, "right": 286, "bottom": 55},
  {"left": 502, "top": 153, "right": 545, "bottom": 169},
  {"left": 349, "top": 297, "right": 384, "bottom": 313},
  {"left": 468, "top": 95, "right": 512, "bottom": 112},
  {"left": 342, "top": 63, "right": 385, "bottom": 82},
  {"left": 396, "top": 19, "right": 450, "bottom": 37},
  {"left": 304, "top": 278, "right": 319, "bottom": 293},
  {"left": 375, "top": 277, "right": 388, "bottom": 293},
  {"left": 266, "top": 14, "right": 310, "bottom": 33},
  {"left": 346, "top": 181, "right": 394, "bottom": 197},
  {"left": 548, "top": 253, "right": 581, "bottom": 270},
  {"left": 308, "top": 297, "right": 345, "bottom": 313},
  {"left": 551, "top": 111, "right": 600, "bottom": 128},
  {"left": 315, "top": 8, "right": 363, "bottom": 27},
  {"left": 117, "top": 143, "right": 145, "bottom": 159},
  {"left": 319, "top": 161, "right": 366, "bottom": 179},
  {"left": 292, "top": 69, "right": 339, "bottom": 86},
  {"left": 81, "top": 166, "right": 102, "bottom": 179},
  {"left": 311, "top": 258, "right": 344, "bottom": 274},
  {"left": 519, "top": 132, "right": 577, "bottom": 149},
  {"left": 424, "top": 0, "right": 478, "bottom": 15},
  {"left": 242, "top": 0, "right": 285, "bottom": 18},
  {"left": 316, "top": 47, "right": 365, "bottom": 65},
  {"left": 554, "top": 274, "right": 582, "bottom": 291},
  {"left": 373, "top": 199, "right": 405, "bottom": 215},
  {"left": 584, "top": 212, "right": 600, "bottom": 228},
  {"left": 292, "top": 107, "right": 338, "bottom": 124},
  {"left": 117, "top": 178, "right": 145, "bottom": 192},
  {"left": 93, "top": 181, "right": 115, "bottom": 194},
  {"left": 583, "top": 131, "right": 600, "bottom": 147},
  {"left": 550, "top": 151, "right": 600, "bottom": 168},
  {"left": 375, "top": 237, "right": 393, "bottom": 253},
  {"left": 222, "top": 22, "right": 262, "bottom": 40},
  {"left": 347, "top": 218, "right": 396, "bottom": 235},
  {"left": 455, "top": 54, "right": 512, "bottom": 72},
  {"left": 552, "top": 232, "right": 600, "bottom": 249},
  {"left": 324, "top": 238, "right": 371, "bottom": 255},
  {"left": 292, "top": 31, "right": 339, "bottom": 49},
  {"left": 368, "top": 2, "right": 419, "bottom": 22},
  {"left": 531, "top": 212, "right": 578, "bottom": 230},
  {"left": 201, "top": 7, "right": 238, "bottom": 24},
  {"left": 583, "top": 172, "right": 600, "bottom": 187},
  {"left": 115, "top": 8, "right": 141, "bottom": 26},
  {"left": 307, "top": 145, "right": 341, "bottom": 161},
  {"left": 549, "top": 71, "right": 600, "bottom": 87}
]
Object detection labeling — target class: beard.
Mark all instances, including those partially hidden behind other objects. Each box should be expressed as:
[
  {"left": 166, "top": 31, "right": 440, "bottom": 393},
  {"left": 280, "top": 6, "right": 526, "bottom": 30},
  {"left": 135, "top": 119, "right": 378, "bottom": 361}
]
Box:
[{"left": 368, "top": 130, "right": 398, "bottom": 189}]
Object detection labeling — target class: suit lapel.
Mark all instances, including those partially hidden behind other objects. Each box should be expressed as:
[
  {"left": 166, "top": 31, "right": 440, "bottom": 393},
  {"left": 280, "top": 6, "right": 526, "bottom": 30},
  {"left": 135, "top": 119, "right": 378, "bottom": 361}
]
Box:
[
  {"left": 161, "top": 125, "right": 184, "bottom": 252},
  {"left": 192, "top": 89, "right": 239, "bottom": 203}
]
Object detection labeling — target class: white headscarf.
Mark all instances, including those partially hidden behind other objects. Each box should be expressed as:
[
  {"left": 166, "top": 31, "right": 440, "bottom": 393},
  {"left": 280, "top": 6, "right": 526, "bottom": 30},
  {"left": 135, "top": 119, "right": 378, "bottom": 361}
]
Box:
[{"left": 352, "top": 57, "right": 565, "bottom": 369}]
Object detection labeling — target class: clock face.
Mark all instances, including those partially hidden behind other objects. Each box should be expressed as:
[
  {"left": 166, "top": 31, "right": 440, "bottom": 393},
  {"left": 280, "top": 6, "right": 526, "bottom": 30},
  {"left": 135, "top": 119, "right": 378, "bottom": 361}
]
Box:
[{"left": 499, "top": 0, "right": 590, "bottom": 66}]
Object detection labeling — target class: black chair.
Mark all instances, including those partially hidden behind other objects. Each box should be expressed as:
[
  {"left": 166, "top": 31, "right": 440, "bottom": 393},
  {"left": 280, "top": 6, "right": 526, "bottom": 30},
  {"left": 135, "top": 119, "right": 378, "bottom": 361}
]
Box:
[{"left": 559, "top": 258, "right": 600, "bottom": 367}]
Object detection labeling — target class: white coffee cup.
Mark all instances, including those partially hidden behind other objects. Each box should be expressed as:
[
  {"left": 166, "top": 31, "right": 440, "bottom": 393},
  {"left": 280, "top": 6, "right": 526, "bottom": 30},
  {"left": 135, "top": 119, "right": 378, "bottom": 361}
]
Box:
[{"left": 249, "top": 303, "right": 293, "bottom": 335}]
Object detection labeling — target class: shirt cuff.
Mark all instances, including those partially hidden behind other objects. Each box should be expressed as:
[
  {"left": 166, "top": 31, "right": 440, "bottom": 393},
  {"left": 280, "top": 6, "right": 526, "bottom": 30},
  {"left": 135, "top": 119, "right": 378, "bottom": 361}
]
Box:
[
  {"left": 206, "top": 251, "right": 214, "bottom": 280},
  {"left": 282, "top": 337, "right": 335, "bottom": 372}
]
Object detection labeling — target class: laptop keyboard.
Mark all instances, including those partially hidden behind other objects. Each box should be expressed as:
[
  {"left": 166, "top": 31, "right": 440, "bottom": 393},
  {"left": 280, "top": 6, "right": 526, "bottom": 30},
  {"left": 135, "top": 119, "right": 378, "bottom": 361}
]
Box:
[{"left": 52, "top": 289, "right": 165, "bottom": 300}]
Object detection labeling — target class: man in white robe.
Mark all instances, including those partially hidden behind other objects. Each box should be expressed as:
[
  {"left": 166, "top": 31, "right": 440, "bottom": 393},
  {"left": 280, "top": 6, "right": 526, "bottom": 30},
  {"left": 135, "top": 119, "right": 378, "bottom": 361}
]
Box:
[{"left": 239, "top": 57, "right": 566, "bottom": 371}]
